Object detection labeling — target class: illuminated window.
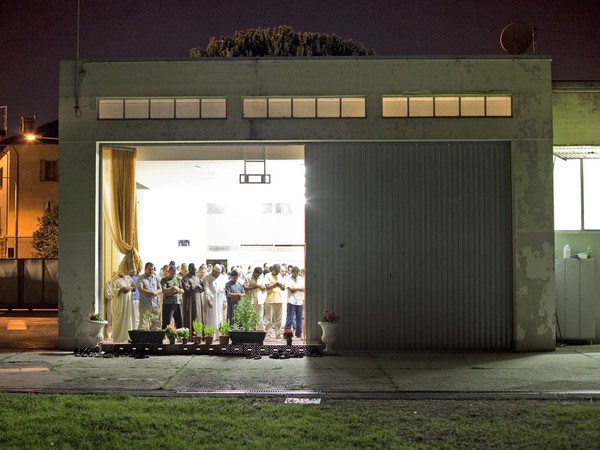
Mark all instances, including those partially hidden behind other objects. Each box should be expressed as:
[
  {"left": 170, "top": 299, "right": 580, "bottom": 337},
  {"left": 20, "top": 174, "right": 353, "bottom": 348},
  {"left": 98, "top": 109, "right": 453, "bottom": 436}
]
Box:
[
  {"left": 435, "top": 97, "right": 460, "bottom": 117},
  {"left": 269, "top": 98, "right": 292, "bottom": 118},
  {"left": 201, "top": 99, "right": 227, "bottom": 118},
  {"left": 242, "top": 96, "right": 365, "bottom": 119},
  {"left": 553, "top": 151, "right": 600, "bottom": 231},
  {"left": 293, "top": 98, "right": 316, "bottom": 118},
  {"left": 150, "top": 99, "right": 174, "bottom": 119},
  {"left": 583, "top": 160, "right": 600, "bottom": 229},
  {"left": 460, "top": 97, "right": 485, "bottom": 116},
  {"left": 486, "top": 96, "right": 512, "bottom": 116},
  {"left": 100, "top": 97, "right": 226, "bottom": 120},
  {"left": 317, "top": 98, "right": 340, "bottom": 117},
  {"left": 382, "top": 97, "right": 408, "bottom": 117},
  {"left": 124, "top": 99, "right": 149, "bottom": 119},
  {"left": 409, "top": 97, "right": 434, "bottom": 117},
  {"left": 341, "top": 98, "right": 366, "bottom": 117},
  {"left": 554, "top": 158, "right": 581, "bottom": 230},
  {"left": 175, "top": 99, "right": 200, "bottom": 118},
  {"left": 383, "top": 94, "right": 512, "bottom": 118},
  {"left": 243, "top": 98, "right": 267, "bottom": 118},
  {"left": 98, "top": 99, "right": 124, "bottom": 119}
]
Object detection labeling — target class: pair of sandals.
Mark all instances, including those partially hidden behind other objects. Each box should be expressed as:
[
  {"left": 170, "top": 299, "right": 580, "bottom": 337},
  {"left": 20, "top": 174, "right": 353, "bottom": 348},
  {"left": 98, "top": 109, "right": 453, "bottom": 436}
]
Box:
[
  {"left": 245, "top": 351, "right": 262, "bottom": 360},
  {"left": 102, "top": 351, "right": 149, "bottom": 359},
  {"left": 73, "top": 347, "right": 101, "bottom": 357},
  {"left": 269, "top": 349, "right": 304, "bottom": 359}
]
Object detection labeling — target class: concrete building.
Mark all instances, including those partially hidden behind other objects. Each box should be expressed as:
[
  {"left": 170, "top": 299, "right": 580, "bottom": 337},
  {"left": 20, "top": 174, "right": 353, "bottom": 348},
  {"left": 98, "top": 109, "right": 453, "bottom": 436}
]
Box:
[{"left": 58, "top": 56, "right": 554, "bottom": 351}]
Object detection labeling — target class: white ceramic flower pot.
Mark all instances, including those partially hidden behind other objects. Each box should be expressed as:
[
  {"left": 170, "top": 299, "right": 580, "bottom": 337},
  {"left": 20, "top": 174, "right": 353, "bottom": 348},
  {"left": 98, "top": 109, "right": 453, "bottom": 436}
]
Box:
[
  {"left": 86, "top": 320, "right": 108, "bottom": 347},
  {"left": 318, "top": 321, "right": 339, "bottom": 355}
]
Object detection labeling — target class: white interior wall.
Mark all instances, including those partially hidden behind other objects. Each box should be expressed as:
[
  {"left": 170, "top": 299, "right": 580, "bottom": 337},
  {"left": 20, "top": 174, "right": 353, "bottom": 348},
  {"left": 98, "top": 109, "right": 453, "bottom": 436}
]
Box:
[{"left": 136, "top": 158, "right": 305, "bottom": 271}]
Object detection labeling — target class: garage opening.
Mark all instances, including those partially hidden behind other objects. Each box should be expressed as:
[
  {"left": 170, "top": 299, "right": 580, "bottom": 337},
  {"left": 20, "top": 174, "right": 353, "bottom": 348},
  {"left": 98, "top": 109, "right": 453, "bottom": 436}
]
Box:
[{"left": 101, "top": 143, "right": 305, "bottom": 339}]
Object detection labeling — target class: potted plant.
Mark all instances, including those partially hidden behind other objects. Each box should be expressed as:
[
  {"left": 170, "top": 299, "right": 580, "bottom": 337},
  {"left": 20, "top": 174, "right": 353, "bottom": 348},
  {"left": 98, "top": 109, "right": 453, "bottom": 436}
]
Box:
[
  {"left": 218, "top": 322, "right": 231, "bottom": 346},
  {"left": 203, "top": 326, "right": 215, "bottom": 345},
  {"left": 283, "top": 328, "right": 294, "bottom": 346},
  {"left": 317, "top": 309, "right": 341, "bottom": 354},
  {"left": 165, "top": 324, "right": 177, "bottom": 345},
  {"left": 143, "top": 311, "right": 162, "bottom": 331},
  {"left": 86, "top": 312, "right": 108, "bottom": 347},
  {"left": 129, "top": 311, "right": 165, "bottom": 344},
  {"left": 230, "top": 296, "right": 266, "bottom": 344},
  {"left": 192, "top": 320, "right": 203, "bottom": 344},
  {"left": 177, "top": 327, "right": 190, "bottom": 345}
]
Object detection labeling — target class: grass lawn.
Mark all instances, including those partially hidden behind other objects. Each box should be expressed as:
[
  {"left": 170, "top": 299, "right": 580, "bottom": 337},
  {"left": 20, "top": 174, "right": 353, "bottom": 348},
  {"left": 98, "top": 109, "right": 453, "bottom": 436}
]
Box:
[{"left": 1, "top": 394, "right": 599, "bottom": 449}]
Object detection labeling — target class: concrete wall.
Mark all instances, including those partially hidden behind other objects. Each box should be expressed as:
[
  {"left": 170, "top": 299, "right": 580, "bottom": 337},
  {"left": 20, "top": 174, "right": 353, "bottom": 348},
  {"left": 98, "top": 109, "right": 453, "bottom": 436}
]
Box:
[
  {"left": 58, "top": 57, "right": 554, "bottom": 350},
  {"left": 554, "top": 82, "right": 600, "bottom": 342}
]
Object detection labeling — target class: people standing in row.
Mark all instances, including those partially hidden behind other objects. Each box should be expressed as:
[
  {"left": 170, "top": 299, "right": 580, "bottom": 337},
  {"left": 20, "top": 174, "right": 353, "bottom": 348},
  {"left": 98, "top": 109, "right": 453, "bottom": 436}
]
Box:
[
  {"left": 160, "top": 265, "right": 184, "bottom": 329},
  {"left": 136, "top": 262, "right": 162, "bottom": 330},
  {"left": 284, "top": 266, "right": 305, "bottom": 339},
  {"left": 225, "top": 269, "right": 245, "bottom": 326},
  {"left": 110, "top": 270, "right": 137, "bottom": 343},
  {"left": 244, "top": 267, "right": 266, "bottom": 331},
  {"left": 264, "top": 264, "right": 285, "bottom": 339},
  {"left": 181, "top": 263, "right": 204, "bottom": 332},
  {"left": 177, "top": 263, "right": 188, "bottom": 281},
  {"left": 130, "top": 270, "right": 140, "bottom": 331},
  {"left": 203, "top": 264, "right": 227, "bottom": 337}
]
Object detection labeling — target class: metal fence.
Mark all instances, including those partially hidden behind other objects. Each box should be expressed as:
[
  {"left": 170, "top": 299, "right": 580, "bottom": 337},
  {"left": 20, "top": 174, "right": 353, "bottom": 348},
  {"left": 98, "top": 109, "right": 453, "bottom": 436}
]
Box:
[{"left": 0, "top": 259, "right": 58, "bottom": 309}]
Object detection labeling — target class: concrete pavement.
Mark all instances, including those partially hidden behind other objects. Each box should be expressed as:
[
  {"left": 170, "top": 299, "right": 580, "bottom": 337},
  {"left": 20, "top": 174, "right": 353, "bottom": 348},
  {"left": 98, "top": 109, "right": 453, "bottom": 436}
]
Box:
[{"left": 1, "top": 345, "right": 599, "bottom": 398}]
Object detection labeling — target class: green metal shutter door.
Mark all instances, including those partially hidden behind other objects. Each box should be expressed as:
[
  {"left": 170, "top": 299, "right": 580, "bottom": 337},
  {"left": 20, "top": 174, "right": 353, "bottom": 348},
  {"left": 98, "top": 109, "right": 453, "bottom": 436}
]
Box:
[{"left": 305, "top": 142, "right": 512, "bottom": 350}]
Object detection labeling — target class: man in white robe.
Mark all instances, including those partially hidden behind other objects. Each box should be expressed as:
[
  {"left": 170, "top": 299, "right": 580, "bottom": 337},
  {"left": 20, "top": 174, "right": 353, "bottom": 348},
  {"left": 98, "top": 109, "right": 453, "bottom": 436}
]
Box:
[
  {"left": 110, "top": 271, "right": 136, "bottom": 343},
  {"left": 202, "top": 264, "right": 227, "bottom": 337}
]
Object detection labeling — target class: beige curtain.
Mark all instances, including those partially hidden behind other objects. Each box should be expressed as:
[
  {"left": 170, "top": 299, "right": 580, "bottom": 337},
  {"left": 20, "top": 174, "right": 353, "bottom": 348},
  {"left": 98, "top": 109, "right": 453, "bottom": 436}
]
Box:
[{"left": 102, "top": 146, "right": 142, "bottom": 275}]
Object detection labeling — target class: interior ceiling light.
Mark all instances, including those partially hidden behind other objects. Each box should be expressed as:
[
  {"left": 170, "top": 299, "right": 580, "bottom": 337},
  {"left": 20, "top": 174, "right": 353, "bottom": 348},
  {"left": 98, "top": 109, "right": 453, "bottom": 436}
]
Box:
[
  {"left": 240, "top": 159, "right": 271, "bottom": 184},
  {"left": 554, "top": 146, "right": 600, "bottom": 160}
]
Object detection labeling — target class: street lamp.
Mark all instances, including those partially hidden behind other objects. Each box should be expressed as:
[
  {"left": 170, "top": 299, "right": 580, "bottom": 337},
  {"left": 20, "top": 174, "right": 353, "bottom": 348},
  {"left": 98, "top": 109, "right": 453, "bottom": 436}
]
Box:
[{"left": 23, "top": 134, "right": 59, "bottom": 143}]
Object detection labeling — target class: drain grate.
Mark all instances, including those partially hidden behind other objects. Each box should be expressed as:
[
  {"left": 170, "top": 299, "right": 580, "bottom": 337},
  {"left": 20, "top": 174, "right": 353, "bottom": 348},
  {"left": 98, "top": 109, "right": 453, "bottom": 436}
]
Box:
[{"left": 2, "top": 387, "right": 599, "bottom": 400}]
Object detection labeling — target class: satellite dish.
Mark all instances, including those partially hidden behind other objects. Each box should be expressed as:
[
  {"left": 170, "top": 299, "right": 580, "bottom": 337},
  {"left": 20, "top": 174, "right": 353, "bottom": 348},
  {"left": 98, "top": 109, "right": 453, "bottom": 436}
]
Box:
[{"left": 500, "top": 22, "right": 533, "bottom": 55}]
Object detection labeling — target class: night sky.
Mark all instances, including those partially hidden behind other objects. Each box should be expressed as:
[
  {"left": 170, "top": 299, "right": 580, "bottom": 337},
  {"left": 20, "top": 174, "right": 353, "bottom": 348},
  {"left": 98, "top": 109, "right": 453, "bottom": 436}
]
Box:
[{"left": 1, "top": 0, "right": 599, "bottom": 134}]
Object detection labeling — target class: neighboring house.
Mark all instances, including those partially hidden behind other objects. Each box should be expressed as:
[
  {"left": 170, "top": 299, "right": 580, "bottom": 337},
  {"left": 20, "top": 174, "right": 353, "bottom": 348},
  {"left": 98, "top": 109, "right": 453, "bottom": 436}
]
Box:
[
  {"left": 58, "top": 56, "right": 555, "bottom": 352},
  {"left": 0, "top": 120, "right": 59, "bottom": 258}
]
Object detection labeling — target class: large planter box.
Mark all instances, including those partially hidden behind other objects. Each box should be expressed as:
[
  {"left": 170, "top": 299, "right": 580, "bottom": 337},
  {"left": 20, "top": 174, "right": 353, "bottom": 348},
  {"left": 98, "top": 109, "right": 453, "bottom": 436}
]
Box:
[
  {"left": 229, "top": 330, "right": 266, "bottom": 345},
  {"left": 128, "top": 330, "right": 165, "bottom": 344}
]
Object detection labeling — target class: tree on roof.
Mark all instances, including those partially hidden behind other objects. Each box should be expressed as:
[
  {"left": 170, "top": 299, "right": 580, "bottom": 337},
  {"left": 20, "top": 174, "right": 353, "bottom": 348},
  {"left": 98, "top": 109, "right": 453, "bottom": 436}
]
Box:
[
  {"left": 32, "top": 205, "right": 58, "bottom": 258},
  {"left": 190, "top": 26, "right": 375, "bottom": 57}
]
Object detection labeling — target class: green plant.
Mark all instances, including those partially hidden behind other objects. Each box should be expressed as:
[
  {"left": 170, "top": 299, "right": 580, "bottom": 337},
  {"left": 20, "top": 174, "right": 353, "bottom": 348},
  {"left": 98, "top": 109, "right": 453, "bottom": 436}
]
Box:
[
  {"left": 218, "top": 322, "right": 231, "bottom": 336},
  {"left": 233, "top": 296, "right": 259, "bottom": 331},
  {"left": 165, "top": 325, "right": 177, "bottom": 339},
  {"left": 176, "top": 328, "right": 190, "bottom": 340},
  {"left": 143, "top": 311, "right": 159, "bottom": 321},
  {"left": 190, "top": 26, "right": 375, "bottom": 58},
  {"left": 32, "top": 205, "right": 58, "bottom": 258},
  {"left": 192, "top": 320, "right": 203, "bottom": 336},
  {"left": 87, "top": 312, "right": 103, "bottom": 321},
  {"left": 203, "top": 326, "right": 215, "bottom": 337}
]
